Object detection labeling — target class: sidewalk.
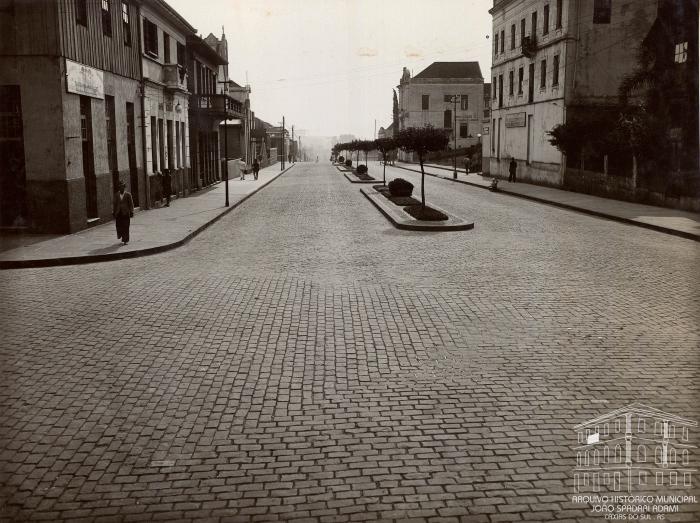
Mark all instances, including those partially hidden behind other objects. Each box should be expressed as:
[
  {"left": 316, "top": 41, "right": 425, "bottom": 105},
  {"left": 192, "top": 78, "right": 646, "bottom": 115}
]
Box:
[
  {"left": 393, "top": 161, "right": 700, "bottom": 241},
  {"left": 0, "top": 163, "right": 294, "bottom": 269}
]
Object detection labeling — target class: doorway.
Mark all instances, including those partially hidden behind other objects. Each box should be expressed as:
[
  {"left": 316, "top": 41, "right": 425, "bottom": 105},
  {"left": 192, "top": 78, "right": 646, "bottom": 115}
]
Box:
[
  {"left": 0, "top": 85, "right": 28, "bottom": 227},
  {"left": 80, "top": 96, "right": 98, "bottom": 219},
  {"left": 126, "top": 102, "right": 139, "bottom": 206}
]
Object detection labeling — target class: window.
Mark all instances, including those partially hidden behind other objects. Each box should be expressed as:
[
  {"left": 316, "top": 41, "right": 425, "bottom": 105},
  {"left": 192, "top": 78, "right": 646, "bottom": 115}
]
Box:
[
  {"left": 684, "top": 473, "right": 691, "bottom": 487},
  {"left": 444, "top": 94, "right": 452, "bottom": 103},
  {"left": 604, "top": 446, "right": 609, "bottom": 462},
  {"left": 518, "top": 67, "right": 524, "bottom": 94},
  {"left": 422, "top": 94, "right": 429, "bottom": 110},
  {"left": 444, "top": 109, "right": 452, "bottom": 129},
  {"left": 616, "top": 420, "right": 621, "bottom": 433},
  {"left": 670, "top": 448, "right": 677, "bottom": 464},
  {"left": 553, "top": 55, "right": 559, "bottom": 86},
  {"left": 683, "top": 427, "right": 689, "bottom": 440},
  {"left": 494, "top": 33, "right": 499, "bottom": 57},
  {"left": 510, "top": 24, "right": 515, "bottom": 49},
  {"left": 101, "top": 0, "right": 112, "bottom": 36},
  {"left": 540, "top": 59, "right": 547, "bottom": 88},
  {"left": 670, "top": 472, "right": 677, "bottom": 486},
  {"left": 578, "top": 432, "right": 583, "bottom": 443},
  {"left": 528, "top": 63, "right": 534, "bottom": 102},
  {"left": 177, "top": 42, "right": 186, "bottom": 68},
  {"left": 163, "top": 32, "right": 170, "bottom": 63},
  {"left": 460, "top": 95, "right": 468, "bottom": 110},
  {"left": 500, "top": 30, "right": 504, "bottom": 53},
  {"left": 615, "top": 445, "right": 622, "bottom": 463},
  {"left": 593, "top": 449, "right": 599, "bottom": 465},
  {"left": 121, "top": 1, "right": 130, "bottom": 46},
  {"left": 593, "top": 0, "right": 611, "bottom": 24},
  {"left": 520, "top": 18, "right": 526, "bottom": 44},
  {"left": 531, "top": 11, "right": 537, "bottom": 37},
  {"left": 603, "top": 473, "right": 610, "bottom": 485},
  {"left": 543, "top": 5, "right": 550, "bottom": 35},
  {"left": 556, "top": 0, "right": 563, "bottom": 28},
  {"left": 604, "top": 424, "right": 609, "bottom": 435},
  {"left": 639, "top": 471, "right": 646, "bottom": 485},
  {"left": 144, "top": 18, "right": 158, "bottom": 57},
  {"left": 493, "top": 79, "right": 497, "bottom": 98},
  {"left": 638, "top": 418, "right": 645, "bottom": 432},
  {"left": 656, "top": 472, "right": 663, "bottom": 485},
  {"left": 459, "top": 124, "right": 468, "bottom": 138},
  {"left": 675, "top": 42, "right": 688, "bottom": 63},
  {"left": 76, "top": 0, "right": 87, "bottom": 26},
  {"left": 509, "top": 71, "right": 514, "bottom": 96},
  {"left": 683, "top": 450, "right": 690, "bottom": 465},
  {"left": 637, "top": 445, "right": 646, "bottom": 462},
  {"left": 655, "top": 446, "right": 662, "bottom": 464},
  {"left": 498, "top": 74, "right": 503, "bottom": 107}
]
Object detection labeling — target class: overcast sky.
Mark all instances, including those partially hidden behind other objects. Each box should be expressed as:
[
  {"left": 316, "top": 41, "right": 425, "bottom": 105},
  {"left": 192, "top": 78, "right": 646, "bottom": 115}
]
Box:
[{"left": 167, "top": 0, "right": 493, "bottom": 139}]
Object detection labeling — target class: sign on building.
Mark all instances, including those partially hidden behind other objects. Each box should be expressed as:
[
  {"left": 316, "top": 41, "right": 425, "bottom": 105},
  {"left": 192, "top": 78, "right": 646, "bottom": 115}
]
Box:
[
  {"left": 65, "top": 59, "right": 104, "bottom": 99},
  {"left": 505, "top": 112, "right": 527, "bottom": 128}
]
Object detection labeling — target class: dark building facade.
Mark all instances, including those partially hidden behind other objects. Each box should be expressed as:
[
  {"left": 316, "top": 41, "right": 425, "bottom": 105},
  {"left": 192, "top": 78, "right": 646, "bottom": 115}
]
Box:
[{"left": 0, "top": 0, "right": 144, "bottom": 233}]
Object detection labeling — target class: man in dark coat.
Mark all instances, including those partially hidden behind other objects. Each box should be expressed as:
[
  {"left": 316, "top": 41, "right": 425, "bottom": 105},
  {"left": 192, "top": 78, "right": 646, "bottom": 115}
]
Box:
[
  {"left": 113, "top": 181, "right": 135, "bottom": 245},
  {"left": 508, "top": 157, "right": 517, "bottom": 182}
]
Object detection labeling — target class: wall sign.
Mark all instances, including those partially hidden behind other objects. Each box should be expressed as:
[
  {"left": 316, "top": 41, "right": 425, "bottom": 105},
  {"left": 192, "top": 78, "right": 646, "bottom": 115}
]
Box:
[
  {"left": 505, "top": 112, "right": 527, "bottom": 127},
  {"left": 65, "top": 59, "right": 104, "bottom": 99}
]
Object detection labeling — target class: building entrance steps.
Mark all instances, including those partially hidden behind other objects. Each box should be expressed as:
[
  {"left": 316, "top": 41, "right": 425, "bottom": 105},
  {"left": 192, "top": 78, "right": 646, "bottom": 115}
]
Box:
[
  {"left": 0, "top": 163, "right": 295, "bottom": 269},
  {"left": 391, "top": 161, "right": 700, "bottom": 241}
]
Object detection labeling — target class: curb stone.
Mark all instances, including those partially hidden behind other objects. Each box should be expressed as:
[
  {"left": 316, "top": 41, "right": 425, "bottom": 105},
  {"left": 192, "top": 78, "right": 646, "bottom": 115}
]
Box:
[{"left": 0, "top": 165, "right": 296, "bottom": 270}]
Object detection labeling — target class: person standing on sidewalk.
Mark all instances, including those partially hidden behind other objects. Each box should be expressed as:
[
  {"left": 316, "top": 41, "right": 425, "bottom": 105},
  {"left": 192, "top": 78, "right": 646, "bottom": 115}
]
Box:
[
  {"left": 508, "top": 157, "right": 517, "bottom": 182},
  {"left": 113, "top": 181, "right": 134, "bottom": 245},
  {"left": 163, "top": 169, "right": 171, "bottom": 206},
  {"left": 252, "top": 157, "right": 260, "bottom": 180}
]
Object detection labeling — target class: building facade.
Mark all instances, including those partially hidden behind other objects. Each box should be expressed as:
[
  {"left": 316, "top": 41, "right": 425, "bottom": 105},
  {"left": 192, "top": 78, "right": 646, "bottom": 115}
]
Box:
[
  {"left": 574, "top": 403, "right": 697, "bottom": 493},
  {"left": 489, "top": 0, "right": 657, "bottom": 186},
  {"left": 0, "top": 0, "right": 143, "bottom": 233},
  {"left": 139, "top": 0, "right": 194, "bottom": 206},
  {"left": 397, "top": 62, "right": 485, "bottom": 161}
]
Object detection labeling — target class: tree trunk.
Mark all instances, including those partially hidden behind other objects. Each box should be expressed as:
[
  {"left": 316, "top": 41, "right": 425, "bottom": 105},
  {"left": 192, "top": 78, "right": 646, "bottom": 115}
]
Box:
[
  {"left": 383, "top": 152, "right": 386, "bottom": 185},
  {"left": 419, "top": 157, "right": 425, "bottom": 208}
]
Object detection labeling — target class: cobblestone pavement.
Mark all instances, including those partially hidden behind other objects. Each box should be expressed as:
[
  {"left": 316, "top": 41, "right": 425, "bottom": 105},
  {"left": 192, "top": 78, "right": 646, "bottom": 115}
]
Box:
[{"left": 1, "top": 163, "right": 699, "bottom": 522}]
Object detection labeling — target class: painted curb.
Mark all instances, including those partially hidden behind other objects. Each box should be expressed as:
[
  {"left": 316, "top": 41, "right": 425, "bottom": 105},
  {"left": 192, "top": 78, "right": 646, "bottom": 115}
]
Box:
[
  {"left": 0, "top": 165, "right": 296, "bottom": 270},
  {"left": 361, "top": 187, "right": 474, "bottom": 232},
  {"left": 392, "top": 163, "right": 700, "bottom": 242}
]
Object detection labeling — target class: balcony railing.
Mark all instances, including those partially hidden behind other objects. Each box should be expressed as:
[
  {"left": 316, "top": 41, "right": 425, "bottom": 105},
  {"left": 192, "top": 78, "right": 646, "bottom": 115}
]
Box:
[
  {"left": 522, "top": 36, "right": 537, "bottom": 58},
  {"left": 163, "top": 64, "right": 187, "bottom": 91},
  {"left": 191, "top": 94, "right": 244, "bottom": 119}
]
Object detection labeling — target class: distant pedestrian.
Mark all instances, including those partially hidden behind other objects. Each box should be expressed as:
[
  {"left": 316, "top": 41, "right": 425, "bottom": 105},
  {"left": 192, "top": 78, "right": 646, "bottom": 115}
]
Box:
[
  {"left": 315, "top": 155, "right": 318, "bottom": 163},
  {"left": 252, "top": 157, "right": 260, "bottom": 180},
  {"left": 113, "top": 181, "right": 134, "bottom": 245},
  {"left": 508, "top": 158, "right": 517, "bottom": 182},
  {"left": 162, "top": 169, "right": 171, "bottom": 206}
]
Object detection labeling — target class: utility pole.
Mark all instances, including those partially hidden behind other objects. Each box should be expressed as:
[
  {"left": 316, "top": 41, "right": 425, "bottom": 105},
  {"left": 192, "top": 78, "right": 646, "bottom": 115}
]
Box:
[
  {"left": 224, "top": 118, "right": 229, "bottom": 206},
  {"left": 291, "top": 125, "right": 294, "bottom": 163},
  {"left": 452, "top": 95, "right": 459, "bottom": 179},
  {"left": 281, "top": 116, "right": 285, "bottom": 171}
]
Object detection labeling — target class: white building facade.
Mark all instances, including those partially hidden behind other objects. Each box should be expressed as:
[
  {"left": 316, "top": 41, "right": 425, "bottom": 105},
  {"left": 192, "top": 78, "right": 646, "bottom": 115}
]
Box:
[
  {"left": 488, "top": 0, "right": 568, "bottom": 185},
  {"left": 397, "top": 62, "right": 484, "bottom": 161}
]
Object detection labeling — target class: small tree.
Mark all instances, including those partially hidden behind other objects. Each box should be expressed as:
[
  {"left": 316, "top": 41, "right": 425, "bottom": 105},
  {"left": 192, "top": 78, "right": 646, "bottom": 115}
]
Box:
[
  {"left": 358, "top": 140, "right": 374, "bottom": 167},
  {"left": 374, "top": 137, "right": 396, "bottom": 186},
  {"left": 396, "top": 126, "right": 449, "bottom": 207}
]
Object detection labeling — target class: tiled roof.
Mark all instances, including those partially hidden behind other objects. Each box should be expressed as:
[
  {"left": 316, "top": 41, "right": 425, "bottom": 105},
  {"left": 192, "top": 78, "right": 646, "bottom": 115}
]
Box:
[{"left": 414, "top": 62, "right": 483, "bottom": 80}]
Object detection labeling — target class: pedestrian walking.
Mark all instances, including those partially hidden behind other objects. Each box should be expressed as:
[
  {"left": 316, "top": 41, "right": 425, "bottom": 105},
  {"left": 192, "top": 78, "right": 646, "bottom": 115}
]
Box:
[
  {"left": 113, "top": 180, "right": 134, "bottom": 245},
  {"left": 252, "top": 157, "right": 260, "bottom": 180},
  {"left": 508, "top": 157, "right": 517, "bottom": 182}
]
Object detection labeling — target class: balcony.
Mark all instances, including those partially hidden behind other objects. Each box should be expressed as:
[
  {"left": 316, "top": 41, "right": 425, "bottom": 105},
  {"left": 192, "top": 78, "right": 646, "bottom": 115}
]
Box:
[
  {"left": 191, "top": 94, "right": 245, "bottom": 120},
  {"left": 522, "top": 36, "right": 538, "bottom": 58},
  {"left": 163, "top": 64, "right": 187, "bottom": 91}
]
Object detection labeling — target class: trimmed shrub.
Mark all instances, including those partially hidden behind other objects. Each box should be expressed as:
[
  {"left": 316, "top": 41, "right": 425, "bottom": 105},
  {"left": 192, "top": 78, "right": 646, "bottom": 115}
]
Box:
[
  {"left": 345, "top": 159, "right": 352, "bottom": 167},
  {"left": 388, "top": 177, "right": 413, "bottom": 197},
  {"left": 338, "top": 156, "right": 345, "bottom": 163},
  {"left": 356, "top": 164, "right": 368, "bottom": 175}
]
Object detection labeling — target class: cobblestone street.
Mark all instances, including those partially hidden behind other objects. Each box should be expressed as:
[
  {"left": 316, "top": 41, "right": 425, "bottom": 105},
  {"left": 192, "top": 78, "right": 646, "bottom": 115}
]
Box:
[{"left": 2, "top": 163, "right": 699, "bottom": 522}]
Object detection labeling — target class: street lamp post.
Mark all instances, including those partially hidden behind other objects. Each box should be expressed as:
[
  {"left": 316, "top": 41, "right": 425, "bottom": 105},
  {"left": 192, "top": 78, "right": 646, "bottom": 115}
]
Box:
[
  {"left": 281, "top": 116, "right": 285, "bottom": 171},
  {"left": 224, "top": 117, "right": 229, "bottom": 206}
]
